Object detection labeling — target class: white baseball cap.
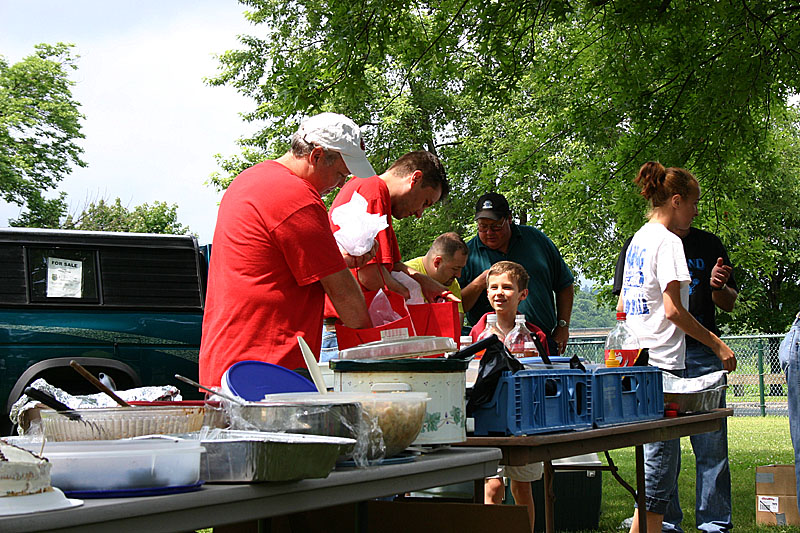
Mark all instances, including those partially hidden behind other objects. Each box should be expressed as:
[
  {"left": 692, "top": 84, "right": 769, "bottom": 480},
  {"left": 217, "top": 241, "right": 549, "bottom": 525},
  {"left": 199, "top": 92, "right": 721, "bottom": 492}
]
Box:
[{"left": 298, "top": 112, "right": 376, "bottom": 178}]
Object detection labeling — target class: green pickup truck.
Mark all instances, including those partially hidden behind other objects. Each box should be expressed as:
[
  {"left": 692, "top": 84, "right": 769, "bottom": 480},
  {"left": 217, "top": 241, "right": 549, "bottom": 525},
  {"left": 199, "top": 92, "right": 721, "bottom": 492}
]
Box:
[{"left": 0, "top": 228, "right": 208, "bottom": 435}]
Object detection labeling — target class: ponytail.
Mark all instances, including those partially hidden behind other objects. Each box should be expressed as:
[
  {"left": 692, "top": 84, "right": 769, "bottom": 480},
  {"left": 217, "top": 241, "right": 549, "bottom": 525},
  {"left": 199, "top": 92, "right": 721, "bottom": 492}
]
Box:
[{"left": 634, "top": 161, "right": 698, "bottom": 208}]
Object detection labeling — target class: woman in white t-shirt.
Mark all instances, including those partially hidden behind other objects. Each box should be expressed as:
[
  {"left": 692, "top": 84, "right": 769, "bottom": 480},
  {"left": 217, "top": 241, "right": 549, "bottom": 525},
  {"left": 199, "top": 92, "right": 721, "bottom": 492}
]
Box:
[{"left": 619, "top": 161, "right": 736, "bottom": 533}]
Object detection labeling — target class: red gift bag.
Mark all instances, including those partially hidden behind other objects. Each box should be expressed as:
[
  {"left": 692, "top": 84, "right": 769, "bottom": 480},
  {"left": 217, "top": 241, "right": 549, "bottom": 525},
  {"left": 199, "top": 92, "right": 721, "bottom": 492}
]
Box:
[
  {"left": 335, "top": 289, "right": 416, "bottom": 351},
  {"left": 407, "top": 301, "right": 461, "bottom": 343}
]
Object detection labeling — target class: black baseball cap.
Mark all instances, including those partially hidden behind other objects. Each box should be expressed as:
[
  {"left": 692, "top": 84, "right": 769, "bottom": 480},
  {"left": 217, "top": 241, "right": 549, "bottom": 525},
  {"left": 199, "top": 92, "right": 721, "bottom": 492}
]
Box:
[{"left": 474, "top": 192, "right": 511, "bottom": 221}]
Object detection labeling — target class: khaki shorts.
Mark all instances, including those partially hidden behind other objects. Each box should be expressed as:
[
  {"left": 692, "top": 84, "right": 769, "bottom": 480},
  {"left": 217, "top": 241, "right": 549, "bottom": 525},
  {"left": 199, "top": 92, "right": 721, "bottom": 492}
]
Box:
[{"left": 491, "top": 461, "right": 544, "bottom": 482}]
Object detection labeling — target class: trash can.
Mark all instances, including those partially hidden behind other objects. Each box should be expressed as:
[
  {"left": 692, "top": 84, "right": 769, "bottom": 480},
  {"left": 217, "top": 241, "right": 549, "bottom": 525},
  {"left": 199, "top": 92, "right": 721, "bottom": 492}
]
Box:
[{"left": 531, "top": 453, "right": 603, "bottom": 532}]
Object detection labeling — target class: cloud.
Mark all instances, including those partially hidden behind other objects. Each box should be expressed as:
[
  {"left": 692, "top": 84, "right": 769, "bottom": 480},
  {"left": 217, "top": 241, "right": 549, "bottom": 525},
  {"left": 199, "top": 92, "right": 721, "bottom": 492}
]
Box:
[{"left": 0, "top": 1, "right": 260, "bottom": 243}]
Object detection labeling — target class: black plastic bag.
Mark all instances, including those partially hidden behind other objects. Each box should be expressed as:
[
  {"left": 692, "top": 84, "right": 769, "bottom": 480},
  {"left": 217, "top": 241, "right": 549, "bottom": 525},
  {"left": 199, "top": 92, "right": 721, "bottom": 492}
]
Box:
[
  {"left": 466, "top": 335, "right": 524, "bottom": 415},
  {"left": 569, "top": 354, "right": 586, "bottom": 371}
]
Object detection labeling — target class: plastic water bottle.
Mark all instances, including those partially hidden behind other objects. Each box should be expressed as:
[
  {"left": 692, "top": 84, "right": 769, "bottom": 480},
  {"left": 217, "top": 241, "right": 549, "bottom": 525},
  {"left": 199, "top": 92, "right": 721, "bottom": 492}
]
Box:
[
  {"left": 477, "top": 314, "right": 504, "bottom": 341},
  {"left": 523, "top": 341, "right": 539, "bottom": 358},
  {"left": 604, "top": 312, "right": 641, "bottom": 367},
  {"left": 459, "top": 335, "right": 473, "bottom": 349},
  {"left": 475, "top": 314, "right": 504, "bottom": 359},
  {"left": 505, "top": 314, "right": 534, "bottom": 359}
]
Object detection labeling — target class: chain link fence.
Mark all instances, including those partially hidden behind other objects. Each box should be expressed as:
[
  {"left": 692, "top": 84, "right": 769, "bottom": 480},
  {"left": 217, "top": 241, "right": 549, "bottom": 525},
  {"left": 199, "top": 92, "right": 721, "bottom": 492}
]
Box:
[{"left": 567, "top": 334, "right": 787, "bottom": 417}]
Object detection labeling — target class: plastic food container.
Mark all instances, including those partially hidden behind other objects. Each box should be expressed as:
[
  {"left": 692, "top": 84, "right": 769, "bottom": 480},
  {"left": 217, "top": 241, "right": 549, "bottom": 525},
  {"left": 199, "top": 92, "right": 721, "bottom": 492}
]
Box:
[
  {"left": 12, "top": 437, "right": 203, "bottom": 491},
  {"left": 260, "top": 392, "right": 429, "bottom": 459},
  {"left": 337, "top": 335, "right": 456, "bottom": 360},
  {"left": 39, "top": 406, "right": 206, "bottom": 441},
  {"left": 330, "top": 358, "right": 468, "bottom": 445},
  {"left": 334, "top": 392, "right": 429, "bottom": 457}
]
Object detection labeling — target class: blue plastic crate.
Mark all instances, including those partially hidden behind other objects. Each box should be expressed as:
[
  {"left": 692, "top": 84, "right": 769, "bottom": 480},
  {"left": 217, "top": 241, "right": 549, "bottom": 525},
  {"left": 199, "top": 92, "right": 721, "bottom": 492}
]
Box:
[
  {"left": 590, "top": 366, "right": 664, "bottom": 427},
  {"left": 471, "top": 368, "right": 592, "bottom": 436}
]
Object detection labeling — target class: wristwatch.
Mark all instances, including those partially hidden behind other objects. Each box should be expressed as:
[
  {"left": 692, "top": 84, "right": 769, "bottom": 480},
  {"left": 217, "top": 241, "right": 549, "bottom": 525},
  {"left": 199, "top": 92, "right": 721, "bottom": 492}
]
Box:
[{"left": 557, "top": 319, "right": 568, "bottom": 328}]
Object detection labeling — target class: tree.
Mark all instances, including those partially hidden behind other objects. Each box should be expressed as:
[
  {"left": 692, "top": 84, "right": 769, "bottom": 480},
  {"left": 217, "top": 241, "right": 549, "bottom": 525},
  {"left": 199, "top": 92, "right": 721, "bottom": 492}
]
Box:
[
  {"left": 716, "top": 106, "right": 800, "bottom": 333},
  {"left": 1, "top": 43, "right": 85, "bottom": 225},
  {"left": 570, "top": 286, "right": 617, "bottom": 329},
  {"left": 210, "top": 0, "right": 800, "bottom": 331},
  {"left": 60, "top": 198, "right": 193, "bottom": 236}
]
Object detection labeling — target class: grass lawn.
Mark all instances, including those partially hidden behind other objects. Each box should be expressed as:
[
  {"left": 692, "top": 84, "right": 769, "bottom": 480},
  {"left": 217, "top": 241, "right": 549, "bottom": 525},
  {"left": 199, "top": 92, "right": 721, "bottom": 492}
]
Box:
[
  {"left": 200, "top": 416, "right": 796, "bottom": 532},
  {"left": 596, "top": 416, "right": 796, "bottom": 532}
]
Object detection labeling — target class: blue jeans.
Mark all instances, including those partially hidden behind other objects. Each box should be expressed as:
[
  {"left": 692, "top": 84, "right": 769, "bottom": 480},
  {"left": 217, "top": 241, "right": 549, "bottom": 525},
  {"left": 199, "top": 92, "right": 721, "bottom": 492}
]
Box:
[
  {"left": 320, "top": 326, "right": 339, "bottom": 363},
  {"left": 779, "top": 314, "right": 800, "bottom": 515},
  {"left": 663, "top": 343, "right": 732, "bottom": 532},
  {"left": 640, "top": 368, "right": 684, "bottom": 516}
]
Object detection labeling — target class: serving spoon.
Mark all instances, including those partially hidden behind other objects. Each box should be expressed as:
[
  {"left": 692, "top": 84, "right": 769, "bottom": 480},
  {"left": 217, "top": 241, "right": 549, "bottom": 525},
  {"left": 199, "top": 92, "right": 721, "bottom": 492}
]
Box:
[
  {"left": 23, "top": 386, "right": 107, "bottom": 438},
  {"left": 69, "top": 360, "right": 132, "bottom": 407},
  {"left": 298, "top": 336, "right": 328, "bottom": 394},
  {"left": 174, "top": 374, "right": 246, "bottom": 405}
]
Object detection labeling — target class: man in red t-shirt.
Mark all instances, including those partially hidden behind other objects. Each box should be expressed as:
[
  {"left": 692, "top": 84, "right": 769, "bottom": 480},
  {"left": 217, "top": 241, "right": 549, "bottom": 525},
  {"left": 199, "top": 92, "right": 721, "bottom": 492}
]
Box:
[
  {"left": 329, "top": 151, "right": 458, "bottom": 301},
  {"left": 199, "top": 113, "right": 375, "bottom": 388}
]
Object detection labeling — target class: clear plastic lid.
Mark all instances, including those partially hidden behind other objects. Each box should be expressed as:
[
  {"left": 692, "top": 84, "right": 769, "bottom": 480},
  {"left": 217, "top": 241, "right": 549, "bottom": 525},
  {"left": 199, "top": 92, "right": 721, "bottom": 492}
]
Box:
[
  {"left": 337, "top": 334, "right": 457, "bottom": 360},
  {"left": 262, "top": 391, "right": 430, "bottom": 404},
  {"left": 257, "top": 392, "right": 362, "bottom": 404}
]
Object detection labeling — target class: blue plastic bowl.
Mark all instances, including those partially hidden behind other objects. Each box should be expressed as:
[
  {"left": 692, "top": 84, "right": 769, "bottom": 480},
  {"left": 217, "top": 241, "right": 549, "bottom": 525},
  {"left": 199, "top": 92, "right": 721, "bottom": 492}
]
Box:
[{"left": 223, "top": 360, "right": 317, "bottom": 401}]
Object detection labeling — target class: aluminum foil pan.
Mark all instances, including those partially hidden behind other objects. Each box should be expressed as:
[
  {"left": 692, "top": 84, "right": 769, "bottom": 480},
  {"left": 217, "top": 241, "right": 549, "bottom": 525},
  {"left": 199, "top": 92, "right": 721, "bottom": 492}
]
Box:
[
  {"left": 193, "top": 430, "right": 355, "bottom": 482},
  {"left": 663, "top": 370, "right": 728, "bottom": 413}
]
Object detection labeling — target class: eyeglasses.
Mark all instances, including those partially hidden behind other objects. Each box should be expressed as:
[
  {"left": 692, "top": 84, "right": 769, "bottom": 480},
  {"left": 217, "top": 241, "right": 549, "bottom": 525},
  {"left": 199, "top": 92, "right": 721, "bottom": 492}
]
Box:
[{"left": 477, "top": 219, "right": 507, "bottom": 233}]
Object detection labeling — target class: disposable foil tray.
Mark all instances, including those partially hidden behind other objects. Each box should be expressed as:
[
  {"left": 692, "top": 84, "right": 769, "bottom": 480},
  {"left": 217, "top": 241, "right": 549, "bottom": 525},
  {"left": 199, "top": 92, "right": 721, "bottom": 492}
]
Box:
[
  {"left": 196, "top": 430, "right": 356, "bottom": 482},
  {"left": 662, "top": 370, "right": 728, "bottom": 414}
]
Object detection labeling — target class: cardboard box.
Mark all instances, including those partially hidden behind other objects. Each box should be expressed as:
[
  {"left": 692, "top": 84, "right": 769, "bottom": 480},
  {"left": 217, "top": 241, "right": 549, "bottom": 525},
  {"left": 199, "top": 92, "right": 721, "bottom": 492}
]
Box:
[
  {"left": 757, "top": 465, "right": 798, "bottom": 496},
  {"left": 757, "top": 495, "right": 800, "bottom": 526},
  {"left": 756, "top": 465, "right": 800, "bottom": 526}
]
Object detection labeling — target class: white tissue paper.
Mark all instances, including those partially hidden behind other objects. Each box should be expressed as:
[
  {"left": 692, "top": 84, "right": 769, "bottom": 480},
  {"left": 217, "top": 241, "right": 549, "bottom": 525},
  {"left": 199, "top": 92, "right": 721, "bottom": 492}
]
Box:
[
  {"left": 331, "top": 192, "right": 389, "bottom": 256},
  {"left": 391, "top": 271, "right": 425, "bottom": 304}
]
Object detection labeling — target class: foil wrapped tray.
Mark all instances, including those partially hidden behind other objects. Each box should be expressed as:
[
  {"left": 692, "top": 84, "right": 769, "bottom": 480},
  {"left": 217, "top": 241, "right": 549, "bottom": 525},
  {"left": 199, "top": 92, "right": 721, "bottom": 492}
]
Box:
[
  {"left": 663, "top": 370, "right": 728, "bottom": 414},
  {"left": 664, "top": 387, "right": 727, "bottom": 413},
  {"left": 195, "top": 430, "right": 355, "bottom": 482}
]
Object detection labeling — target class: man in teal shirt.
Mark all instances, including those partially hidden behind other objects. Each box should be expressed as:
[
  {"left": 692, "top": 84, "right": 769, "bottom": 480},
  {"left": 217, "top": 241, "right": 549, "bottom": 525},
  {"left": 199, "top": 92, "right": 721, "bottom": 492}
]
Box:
[{"left": 458, "top": 193, "right": 574, "bottom": 355}]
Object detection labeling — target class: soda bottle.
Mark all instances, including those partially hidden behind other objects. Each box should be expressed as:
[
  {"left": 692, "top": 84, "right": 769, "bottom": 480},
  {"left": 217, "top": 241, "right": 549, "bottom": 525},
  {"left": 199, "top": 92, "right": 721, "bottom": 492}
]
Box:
[
  {"left": 604, "top": 312, "right": 641, "bottom": 367},
  {"left": 505, "top": 314, "right": 534, "bottom": 359}
]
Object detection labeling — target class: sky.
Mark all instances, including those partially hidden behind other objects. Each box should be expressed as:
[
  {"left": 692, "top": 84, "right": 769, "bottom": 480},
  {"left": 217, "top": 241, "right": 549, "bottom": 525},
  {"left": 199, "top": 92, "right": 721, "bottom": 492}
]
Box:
[{"left": 0, "top": 0, "right": 259, "bottom": 244}]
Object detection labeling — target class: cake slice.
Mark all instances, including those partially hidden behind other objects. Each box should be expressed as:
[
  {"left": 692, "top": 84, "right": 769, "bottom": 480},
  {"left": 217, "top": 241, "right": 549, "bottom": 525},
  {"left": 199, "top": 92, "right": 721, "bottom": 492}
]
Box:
[{"left": 0, "top": 439, "right": 52, "bottom": 497}]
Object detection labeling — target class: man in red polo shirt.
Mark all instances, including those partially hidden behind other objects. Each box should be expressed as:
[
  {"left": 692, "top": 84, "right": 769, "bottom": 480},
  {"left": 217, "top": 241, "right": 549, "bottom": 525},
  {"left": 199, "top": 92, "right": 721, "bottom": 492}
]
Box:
[{"left": 200, "top": 113, "right": 374, "bottom": 388}]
